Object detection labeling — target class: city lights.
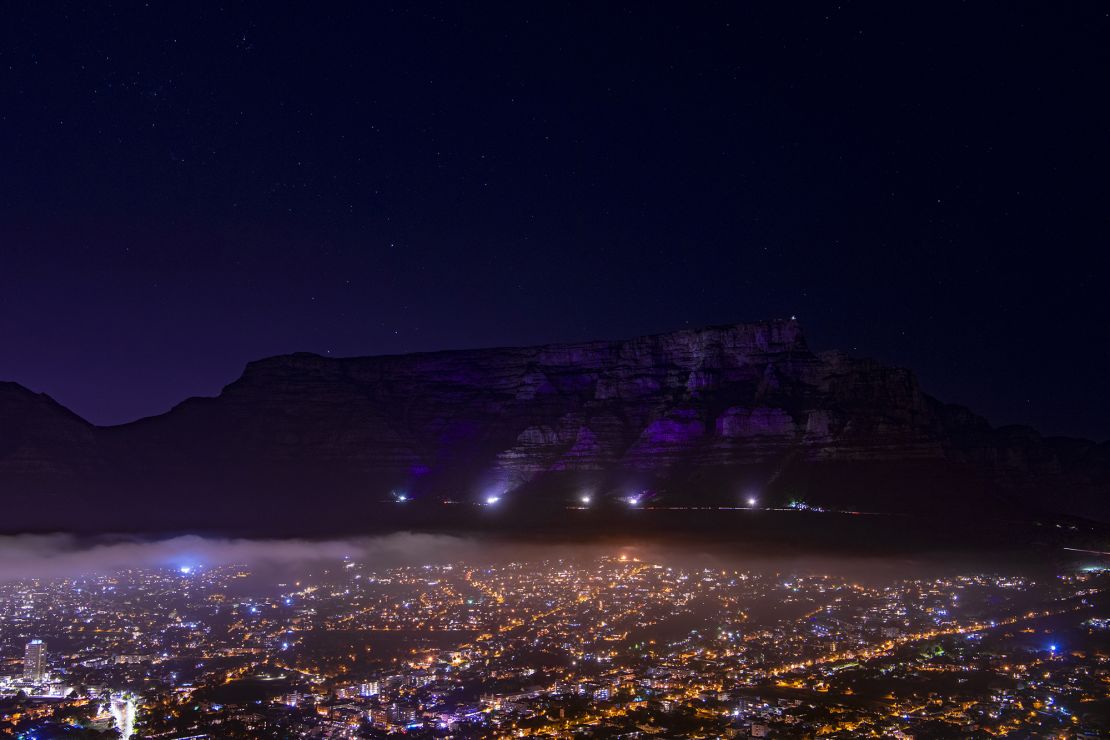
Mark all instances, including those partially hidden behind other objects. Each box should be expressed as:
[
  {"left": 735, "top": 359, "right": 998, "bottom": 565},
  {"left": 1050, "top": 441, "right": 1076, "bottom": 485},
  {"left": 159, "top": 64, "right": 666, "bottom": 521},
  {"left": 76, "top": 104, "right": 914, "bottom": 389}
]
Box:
[{"left": 1, "top": 554, "right": 1103, "bottom": 738}]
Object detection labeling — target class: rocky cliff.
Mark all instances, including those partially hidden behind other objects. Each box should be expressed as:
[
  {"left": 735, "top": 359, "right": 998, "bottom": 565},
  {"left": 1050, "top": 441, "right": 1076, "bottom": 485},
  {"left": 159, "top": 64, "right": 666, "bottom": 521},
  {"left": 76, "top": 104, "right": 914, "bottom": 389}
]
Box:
[{"left": 2, "top": 320, "right": 1107, "bottom": 532}]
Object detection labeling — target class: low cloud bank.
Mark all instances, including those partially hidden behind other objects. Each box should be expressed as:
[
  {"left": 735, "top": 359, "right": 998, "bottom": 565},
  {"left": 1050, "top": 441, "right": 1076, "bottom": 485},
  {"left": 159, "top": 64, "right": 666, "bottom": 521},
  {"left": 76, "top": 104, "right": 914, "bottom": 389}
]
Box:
[
  {"left": 0, "top": 532, "right": 1036, "bottom": 583},
  {"left": 0, "top": 532, "right": 501, "bottom": 582}
]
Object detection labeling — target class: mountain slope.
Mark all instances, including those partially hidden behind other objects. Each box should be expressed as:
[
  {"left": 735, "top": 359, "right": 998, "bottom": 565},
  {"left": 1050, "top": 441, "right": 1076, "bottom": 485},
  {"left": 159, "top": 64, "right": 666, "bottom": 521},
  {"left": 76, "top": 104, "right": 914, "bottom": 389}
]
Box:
[{"left": 1, "top": 320, "right": 1106, "bottom": 533}]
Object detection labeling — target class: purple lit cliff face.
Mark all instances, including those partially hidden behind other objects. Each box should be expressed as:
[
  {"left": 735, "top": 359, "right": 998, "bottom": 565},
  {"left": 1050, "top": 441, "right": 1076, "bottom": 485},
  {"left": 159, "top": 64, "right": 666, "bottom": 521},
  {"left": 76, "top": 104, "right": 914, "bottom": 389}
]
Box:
[
  {"left": 641, "top": 414, "right": 705, "bottom": 447},
  {"left": 3, "top": 319, "right": 1109, "bottom": 532}
]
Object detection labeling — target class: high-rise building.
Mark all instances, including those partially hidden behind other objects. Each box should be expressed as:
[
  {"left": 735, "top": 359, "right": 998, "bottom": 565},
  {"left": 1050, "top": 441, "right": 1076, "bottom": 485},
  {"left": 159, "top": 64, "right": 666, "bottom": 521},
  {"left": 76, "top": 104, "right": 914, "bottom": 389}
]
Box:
[{"left": 23, "top": 639, "right": 47, "bottom": 682}]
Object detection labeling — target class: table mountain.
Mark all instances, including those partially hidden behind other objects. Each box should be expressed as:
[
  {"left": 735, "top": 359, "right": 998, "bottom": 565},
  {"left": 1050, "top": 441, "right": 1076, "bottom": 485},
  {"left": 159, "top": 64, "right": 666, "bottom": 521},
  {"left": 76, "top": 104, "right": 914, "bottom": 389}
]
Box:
[{"left": 2, "top": 319, "right": 1106, "bottom": 533}]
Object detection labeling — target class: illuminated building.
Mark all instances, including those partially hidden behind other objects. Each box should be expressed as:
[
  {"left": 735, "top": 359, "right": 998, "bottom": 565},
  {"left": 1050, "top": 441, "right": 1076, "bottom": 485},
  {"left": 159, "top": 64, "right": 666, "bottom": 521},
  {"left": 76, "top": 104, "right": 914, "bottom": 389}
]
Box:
[{"left": 23, "top": 639, "right": 47, "bottom": 682}]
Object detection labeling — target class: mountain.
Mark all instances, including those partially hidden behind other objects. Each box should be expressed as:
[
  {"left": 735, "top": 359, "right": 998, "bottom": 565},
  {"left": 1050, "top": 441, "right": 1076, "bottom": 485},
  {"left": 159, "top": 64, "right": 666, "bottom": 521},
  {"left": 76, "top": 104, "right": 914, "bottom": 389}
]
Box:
[{"left": 2, "top": 319, "right": 1107, "bottom": 534}]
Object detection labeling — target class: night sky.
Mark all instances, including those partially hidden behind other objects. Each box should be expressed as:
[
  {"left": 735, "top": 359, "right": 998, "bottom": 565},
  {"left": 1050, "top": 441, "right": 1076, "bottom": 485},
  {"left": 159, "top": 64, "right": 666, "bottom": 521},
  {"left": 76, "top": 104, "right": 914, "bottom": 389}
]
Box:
[{"left": 2, "top": 3, "right": 1108, "bottom": 439}]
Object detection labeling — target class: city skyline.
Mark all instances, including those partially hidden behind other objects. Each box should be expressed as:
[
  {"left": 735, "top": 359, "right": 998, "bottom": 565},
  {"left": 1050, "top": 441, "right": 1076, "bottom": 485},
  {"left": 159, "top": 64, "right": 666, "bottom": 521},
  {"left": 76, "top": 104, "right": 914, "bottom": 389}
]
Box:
[{"left": 3, "top": 550, "right": 1108, "bottom": 737}]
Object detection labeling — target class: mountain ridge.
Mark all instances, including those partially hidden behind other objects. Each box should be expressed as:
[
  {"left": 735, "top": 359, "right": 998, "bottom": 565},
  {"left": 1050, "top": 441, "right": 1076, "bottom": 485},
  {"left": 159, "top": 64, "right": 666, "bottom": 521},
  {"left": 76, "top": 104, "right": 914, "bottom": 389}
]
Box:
[{"left": 2, "top": 319, "right": 1108, "bottom": 532}]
